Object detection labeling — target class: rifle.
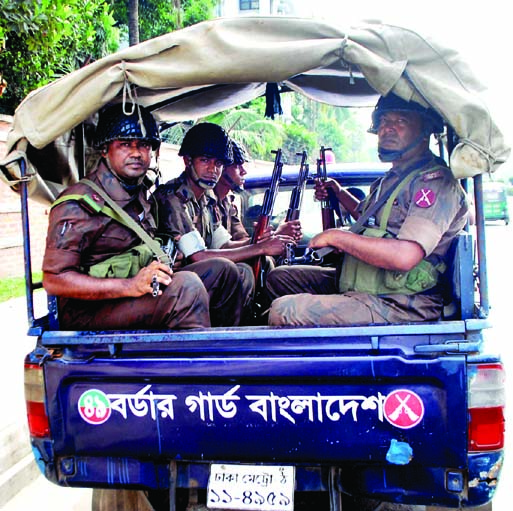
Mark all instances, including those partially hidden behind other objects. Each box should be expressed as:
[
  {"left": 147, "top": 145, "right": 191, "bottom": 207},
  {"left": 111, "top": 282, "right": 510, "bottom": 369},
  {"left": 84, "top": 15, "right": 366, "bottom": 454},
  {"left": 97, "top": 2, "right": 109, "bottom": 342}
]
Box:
[
  {"left": 280, "top": 150, "right": 309, "bottom": 266},
  {"left": 152, "top": 237, "right": 179, "bottom": 297},
  {"left": 283, "top": 245, "right": 334, "bottom": 266},
  {"left": 317, "top": 145, "right": 337, "bottom": 230},
  {"left": 285, "top": 150, "right": 309, "bottom": 222},
  {"left": 251, "top": 148, "right": 283, "bottom": 282}
]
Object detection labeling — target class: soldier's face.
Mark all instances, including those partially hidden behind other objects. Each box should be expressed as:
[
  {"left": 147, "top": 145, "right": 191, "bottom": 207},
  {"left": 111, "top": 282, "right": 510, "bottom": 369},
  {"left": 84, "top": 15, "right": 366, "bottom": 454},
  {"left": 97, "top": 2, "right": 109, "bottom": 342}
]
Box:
[
  {"left": 188, "top": 156, "right": 224, "bottom": 185},
  {"left": 377, "top": 111, "right": 423, "bottom": 152},
  {"left": 106, "top": 139, "right": 152, "bottom": 182},
  {"left": 223, "top": 163, "right": 247, "bottom": 188}
]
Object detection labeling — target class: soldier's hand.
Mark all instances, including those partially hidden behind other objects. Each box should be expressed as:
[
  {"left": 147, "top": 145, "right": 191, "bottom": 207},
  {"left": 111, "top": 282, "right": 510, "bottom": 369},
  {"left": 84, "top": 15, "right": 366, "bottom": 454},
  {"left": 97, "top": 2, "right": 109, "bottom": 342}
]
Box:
[
  {"left": 172, "top": 250, "right": 185, "bottom": 270},
  {"left": 258, "top": 234, "right": 295, "bottom": 257},
  {"left": 275, "top": 219, "right": 302, "bottom": 241},
  {"left": 314, "top": 177, "right": 342, "bottom": 201},
  {"left": 308, "top": 229, "right": 340, "bottom": 251},
  {"left": 255, "top": 225, "right": 274, "bottom": 242},
  {"left": 133, "top": 260, "right": 173, "bottom": 297}
]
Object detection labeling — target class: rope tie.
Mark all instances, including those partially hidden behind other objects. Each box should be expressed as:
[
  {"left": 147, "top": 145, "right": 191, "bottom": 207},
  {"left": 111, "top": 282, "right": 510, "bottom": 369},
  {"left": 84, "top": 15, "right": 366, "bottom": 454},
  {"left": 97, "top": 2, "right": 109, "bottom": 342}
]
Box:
[{"left": 121, "top": 62, "right": 146, "bottom": 138}]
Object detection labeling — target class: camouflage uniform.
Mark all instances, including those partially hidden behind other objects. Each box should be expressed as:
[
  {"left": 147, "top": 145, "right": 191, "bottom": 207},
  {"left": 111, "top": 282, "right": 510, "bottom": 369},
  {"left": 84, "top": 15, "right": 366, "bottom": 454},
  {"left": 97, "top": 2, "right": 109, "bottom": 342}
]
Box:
[
  {"left": 154, "top": 172, "right": 252, "bottom": 326},
  {"left": 43, "top": 161, "right": 210, "bottom": 330},
  {"left": 218, "top": 193, "right": 250, "bottom": 241},
  {"left": 267, "top": 152, "right": 469, "bottom": 326}
]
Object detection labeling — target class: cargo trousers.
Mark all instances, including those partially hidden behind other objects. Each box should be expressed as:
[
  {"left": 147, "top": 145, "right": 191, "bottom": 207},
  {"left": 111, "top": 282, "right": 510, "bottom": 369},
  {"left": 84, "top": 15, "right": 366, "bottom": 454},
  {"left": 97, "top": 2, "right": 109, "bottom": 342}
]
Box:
[
  {"left": 266, "top": 265, "right": 443, "bottom": 326},
  {"left": 180, "top": 257, "right": 246, "bottom": 326},
  {"left": 59, "top": 271, "right": 210, "bottom": 330}
]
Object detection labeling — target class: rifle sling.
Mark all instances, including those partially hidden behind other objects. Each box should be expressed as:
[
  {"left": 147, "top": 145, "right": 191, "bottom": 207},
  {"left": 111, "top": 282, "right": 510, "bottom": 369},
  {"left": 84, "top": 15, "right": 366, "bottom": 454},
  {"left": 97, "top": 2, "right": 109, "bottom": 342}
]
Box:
[{"left": 53, "top": 178, "right": 168, "bottom": 262}]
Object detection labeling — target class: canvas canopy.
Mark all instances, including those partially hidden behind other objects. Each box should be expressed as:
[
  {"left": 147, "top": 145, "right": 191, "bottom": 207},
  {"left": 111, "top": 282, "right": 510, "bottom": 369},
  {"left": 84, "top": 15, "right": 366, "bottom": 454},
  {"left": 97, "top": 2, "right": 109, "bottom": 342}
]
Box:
[{"left": 1, "top": 16, "right": 510, "bottom": 204}]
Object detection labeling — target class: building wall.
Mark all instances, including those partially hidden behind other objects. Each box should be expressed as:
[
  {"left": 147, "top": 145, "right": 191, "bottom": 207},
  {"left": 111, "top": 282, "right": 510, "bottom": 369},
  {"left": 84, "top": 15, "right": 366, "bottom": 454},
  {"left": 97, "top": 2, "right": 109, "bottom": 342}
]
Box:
[
  {"left": 0, "top": 116, "right": 49, "bottom": 279},
  {"left": 216, "top": 0, "right": 307, "bottom": 18},
  {"left": 0, "top": 116, "right": 275, "bottom": 281}
]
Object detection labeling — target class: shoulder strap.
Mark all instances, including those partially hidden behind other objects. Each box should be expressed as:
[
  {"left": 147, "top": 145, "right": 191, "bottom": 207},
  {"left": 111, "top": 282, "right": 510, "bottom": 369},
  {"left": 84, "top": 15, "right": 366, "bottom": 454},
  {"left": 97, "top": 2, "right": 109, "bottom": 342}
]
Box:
[
  {"left": 378, "top": 166, "right": 427, "bottom": 230},
  {"left": 350, "top": 163, "right": 431, "bottom": 234},
  {"left": 65, "top": 178, "right": 168, "bottom": 263}
]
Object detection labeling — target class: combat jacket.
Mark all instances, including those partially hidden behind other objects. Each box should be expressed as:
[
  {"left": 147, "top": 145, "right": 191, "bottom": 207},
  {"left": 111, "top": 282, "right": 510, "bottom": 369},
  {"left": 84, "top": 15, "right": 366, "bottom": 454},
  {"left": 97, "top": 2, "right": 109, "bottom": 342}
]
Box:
[
  {"left": 217, "top": 193, "right": 250, "bottom": 242},
  {"left": 339, "top": 151, "right": 469, "bottom": 296},
  {"left": 358, "top": 151, "right": 469, "bottom": 260},
  {"left": 154, "top": 172, "right": 232, "bottom": 258},
  {"left": 43, "top": 161, "right": 157, "bottom": 276}
]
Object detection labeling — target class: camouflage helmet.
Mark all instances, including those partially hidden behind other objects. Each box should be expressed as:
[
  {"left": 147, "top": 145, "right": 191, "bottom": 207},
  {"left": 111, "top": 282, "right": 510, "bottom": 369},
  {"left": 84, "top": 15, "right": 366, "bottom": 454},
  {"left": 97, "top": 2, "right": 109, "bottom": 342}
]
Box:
[
  {"left": 94, "top": 103, "right": 161, "bottom": 150},
  {"left": 230, "top": 139, "right": 250, "bottom": 165},
  {"left": 368, "top": 93, "right": 444, "bottom": 135},
  {"left": 179, "top": 123, "right": 233, "bottom": 165}
]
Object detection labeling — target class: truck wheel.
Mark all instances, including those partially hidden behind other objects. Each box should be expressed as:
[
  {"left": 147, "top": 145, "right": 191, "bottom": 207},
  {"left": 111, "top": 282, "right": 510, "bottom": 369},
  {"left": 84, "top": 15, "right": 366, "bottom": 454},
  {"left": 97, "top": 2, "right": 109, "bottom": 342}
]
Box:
[
  {"left": 346, "top": 498, "right": 427, "bottom": 511},
  {"left": 426, "top": 506, "right": 492, "bottom": 511},
  {"left": 91, "top": 489, "right": 155, "bottom": 511}
]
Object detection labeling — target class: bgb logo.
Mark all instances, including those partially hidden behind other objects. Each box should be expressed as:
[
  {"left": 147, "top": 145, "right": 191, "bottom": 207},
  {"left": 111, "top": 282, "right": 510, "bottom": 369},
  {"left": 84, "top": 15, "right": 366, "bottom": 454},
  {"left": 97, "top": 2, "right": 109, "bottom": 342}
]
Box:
[
  {"left": 383, "top": 389, "right": 424, "bottom": 429},
  {"left": 78, "top": 389, "right": 112, "bottom": 425}
]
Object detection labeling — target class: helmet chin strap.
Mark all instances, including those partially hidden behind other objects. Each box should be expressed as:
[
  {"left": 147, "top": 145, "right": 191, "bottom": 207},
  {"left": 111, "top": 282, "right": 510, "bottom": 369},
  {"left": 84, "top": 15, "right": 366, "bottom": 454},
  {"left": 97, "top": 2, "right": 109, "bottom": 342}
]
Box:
[
  {"left": 103, "top": 154, "right": 144, "bottom": 190},
  {"left": 189, "top": 161, "right": 218, "bottom": 189},
  {"left": 222, "top": 170, "right": 244, "bottom": 193},
  {"left": 378, "top": 132, "right": 428, "bottom": 163}
]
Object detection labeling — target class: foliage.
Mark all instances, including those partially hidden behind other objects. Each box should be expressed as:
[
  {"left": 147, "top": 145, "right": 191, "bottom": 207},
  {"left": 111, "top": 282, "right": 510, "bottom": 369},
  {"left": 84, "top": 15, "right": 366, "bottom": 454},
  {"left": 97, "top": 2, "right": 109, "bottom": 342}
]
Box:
[
  {"left": 203, "top": 94, "right": 377, "bottom": 164},
  {"left": 291, "top": 96, "right": 377, "bottom": 163},
  {"left": 162, "top": 99, "right": 286, "bottom": 161},
  {"left": 0, "top": 1, "right": 373, "bottom": 162},
  {"left": 279, "top": 123, "right": 317, "bottom": 164},
  {"left": 110, "top": 0, "right": 217, "bottom": 42},
  {"left": 0, "top": 272, "right": 42, "bottom": 303},
  {"left": 208, "top": 101, "right": 285, "bottom": 160},
  {"left": 163, "top": 92, "right": 377, "bottom": 165},
  {"left": 0, "top": 0, "right": 119, "bottom": 114}
]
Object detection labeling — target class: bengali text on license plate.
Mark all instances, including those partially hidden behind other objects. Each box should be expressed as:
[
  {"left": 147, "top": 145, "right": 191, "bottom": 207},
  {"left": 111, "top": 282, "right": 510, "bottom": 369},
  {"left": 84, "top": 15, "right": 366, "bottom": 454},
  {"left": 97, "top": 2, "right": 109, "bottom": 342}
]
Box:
[{"left": 207, "top": 463, "right": 295, "bottom": 511}]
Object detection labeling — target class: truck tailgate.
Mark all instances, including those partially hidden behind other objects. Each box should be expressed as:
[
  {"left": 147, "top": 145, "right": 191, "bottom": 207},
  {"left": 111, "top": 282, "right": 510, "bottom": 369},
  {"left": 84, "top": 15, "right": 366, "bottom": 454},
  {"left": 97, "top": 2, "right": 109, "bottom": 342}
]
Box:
[{"left": 42, "top": 325, "right": 468, "bottom": 468}]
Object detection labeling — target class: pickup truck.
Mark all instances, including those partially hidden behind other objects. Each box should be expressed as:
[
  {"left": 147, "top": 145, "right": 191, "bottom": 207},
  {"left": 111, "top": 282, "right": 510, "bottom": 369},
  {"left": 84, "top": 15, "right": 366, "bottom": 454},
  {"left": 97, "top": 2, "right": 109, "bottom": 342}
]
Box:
[{"left": 2, "top": 16, "right": 508, "bottom": 511}]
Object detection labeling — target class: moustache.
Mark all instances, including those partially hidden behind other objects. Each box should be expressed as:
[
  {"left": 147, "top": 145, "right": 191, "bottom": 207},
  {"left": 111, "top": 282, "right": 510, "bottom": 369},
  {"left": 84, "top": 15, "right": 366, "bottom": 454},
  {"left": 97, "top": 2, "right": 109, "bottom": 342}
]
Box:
[{"left": 380, "top": 135, "right": 399, "bottom": 144}]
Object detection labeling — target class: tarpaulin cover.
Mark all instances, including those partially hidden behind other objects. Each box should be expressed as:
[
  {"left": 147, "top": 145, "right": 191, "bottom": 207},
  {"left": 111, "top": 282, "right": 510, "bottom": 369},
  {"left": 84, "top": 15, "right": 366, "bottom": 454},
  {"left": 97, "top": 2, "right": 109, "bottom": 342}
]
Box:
[{"left": 1, "top": 16, "right": 509, "bottom": 204}]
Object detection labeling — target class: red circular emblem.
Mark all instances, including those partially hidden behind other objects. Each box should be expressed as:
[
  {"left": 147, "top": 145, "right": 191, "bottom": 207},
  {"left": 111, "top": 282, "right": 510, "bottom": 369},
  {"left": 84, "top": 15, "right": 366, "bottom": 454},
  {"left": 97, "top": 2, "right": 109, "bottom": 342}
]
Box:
[
  {"left": 413, "top": 188, "right": 436, "bottom": 208},
  {"left": 384, "top": 389, "right": 424, "bottom": 429}
]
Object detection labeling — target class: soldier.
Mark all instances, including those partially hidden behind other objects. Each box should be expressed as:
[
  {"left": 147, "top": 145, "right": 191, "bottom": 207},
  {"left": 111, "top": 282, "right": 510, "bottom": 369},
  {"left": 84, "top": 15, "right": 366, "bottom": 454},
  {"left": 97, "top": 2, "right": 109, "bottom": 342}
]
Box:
[
  {"left": 266, "top": 93, "right": 469, "bottom": 326},
  {"left": 214, "top": 139, "right": 302, "bottom": 244},
  {"left": 214, "top": 138, "right": 302, "bottom": 322},
  {"left": 42, "top": 103, "right": 210, "bottom": 330},
  {"left": 154, "top": 123, "right": 294, "bottom": 323}
]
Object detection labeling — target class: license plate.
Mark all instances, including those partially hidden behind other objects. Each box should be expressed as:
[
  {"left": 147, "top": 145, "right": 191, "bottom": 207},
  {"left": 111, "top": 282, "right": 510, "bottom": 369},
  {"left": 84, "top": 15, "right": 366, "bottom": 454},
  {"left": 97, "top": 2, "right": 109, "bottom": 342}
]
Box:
[{"left": 207, "top": 463, "right": 295, "bottom": 511}]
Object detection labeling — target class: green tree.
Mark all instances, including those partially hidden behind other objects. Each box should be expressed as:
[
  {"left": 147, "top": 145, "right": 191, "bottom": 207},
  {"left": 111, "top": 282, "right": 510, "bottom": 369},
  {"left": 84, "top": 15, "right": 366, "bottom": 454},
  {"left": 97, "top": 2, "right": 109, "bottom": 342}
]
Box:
[
  {"left": 280, "top": 123, "right": 316, "bottom": 164},
  {"left": 0, "top": 0, "right": 119, "bottom": 114},
  {"left": 111, "top": 0, "right": 217, "bottom": 43},
  {"left": 209, "top": 102, "right": 285, "bottom": 161},
  {"left": 291, "top": 95, "right": 376, "bottom": 162},
  {"left": 163, "top": 98, "right": 285, "bottom": 161},
  {"left": 129, "top": 0, "right": 140, "bottom": 45}
]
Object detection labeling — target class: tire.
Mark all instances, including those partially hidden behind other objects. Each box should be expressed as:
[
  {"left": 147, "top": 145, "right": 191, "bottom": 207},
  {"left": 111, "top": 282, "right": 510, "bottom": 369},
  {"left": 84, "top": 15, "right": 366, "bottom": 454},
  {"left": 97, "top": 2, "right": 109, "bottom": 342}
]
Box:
[
  {"left": 348, "top": 499, "right": 426, "bottom": 511},
  {"left": 91, "top": 489, "right": 155, "bottom": 511}
]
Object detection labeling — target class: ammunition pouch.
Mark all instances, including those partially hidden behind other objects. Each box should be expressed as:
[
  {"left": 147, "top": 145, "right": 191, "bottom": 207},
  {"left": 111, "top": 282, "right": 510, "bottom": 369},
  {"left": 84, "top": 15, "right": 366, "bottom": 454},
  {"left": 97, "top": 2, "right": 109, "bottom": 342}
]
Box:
[
  {"left": 87, "top": 243, "right": 155, "bottom": 279},
  {"left": 338, "top": 228, "right": 446, "bottom": 295}
]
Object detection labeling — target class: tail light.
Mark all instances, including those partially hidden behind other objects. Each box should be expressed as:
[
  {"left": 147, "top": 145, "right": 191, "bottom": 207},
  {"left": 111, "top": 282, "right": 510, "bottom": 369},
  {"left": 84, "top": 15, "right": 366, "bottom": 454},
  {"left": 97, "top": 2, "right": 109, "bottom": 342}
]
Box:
[
  {"left": 468, "top": 363, "right": 505, "bottom": 451},
  {"left": 24, "top": 361, "right": 50, "bottom": 438}
]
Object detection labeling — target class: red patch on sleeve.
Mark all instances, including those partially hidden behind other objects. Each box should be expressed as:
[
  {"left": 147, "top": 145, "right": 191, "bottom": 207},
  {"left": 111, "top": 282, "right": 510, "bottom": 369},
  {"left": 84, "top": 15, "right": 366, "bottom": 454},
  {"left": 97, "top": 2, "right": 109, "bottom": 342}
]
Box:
[{"left": 413, "top": 188, "right": 436, "bottom": 208}]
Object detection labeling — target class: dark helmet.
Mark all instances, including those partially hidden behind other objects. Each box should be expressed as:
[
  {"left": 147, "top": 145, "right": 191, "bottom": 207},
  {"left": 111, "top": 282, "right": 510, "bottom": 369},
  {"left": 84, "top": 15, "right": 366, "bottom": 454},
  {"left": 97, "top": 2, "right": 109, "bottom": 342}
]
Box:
[
  {"left": 230, "top": 139, "right": 250, "bottom": 165},
  {"left": 94, "top": 103, "right": 161, "bottom": 150},
  {"left": 368, "top": 93, "right": 444, "bottom": 135},
  {"left": 178, "top": 123, "right": 233, "bottom": 165}
]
